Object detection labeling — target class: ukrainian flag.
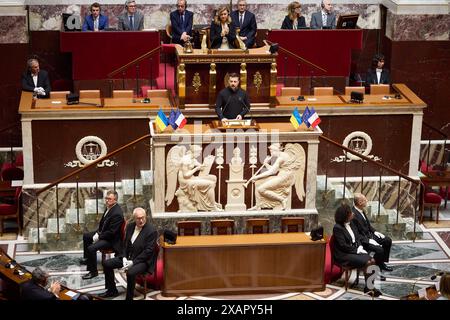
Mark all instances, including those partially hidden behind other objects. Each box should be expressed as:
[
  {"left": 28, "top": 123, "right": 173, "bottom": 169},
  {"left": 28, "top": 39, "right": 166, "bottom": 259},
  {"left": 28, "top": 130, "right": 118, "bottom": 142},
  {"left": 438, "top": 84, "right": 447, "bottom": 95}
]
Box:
[
  {"left": 155, "top": 109, "right": 169, "bottom": 132},
  {"left": 290, "top": 107, "right": 302, "bottom": 129}
]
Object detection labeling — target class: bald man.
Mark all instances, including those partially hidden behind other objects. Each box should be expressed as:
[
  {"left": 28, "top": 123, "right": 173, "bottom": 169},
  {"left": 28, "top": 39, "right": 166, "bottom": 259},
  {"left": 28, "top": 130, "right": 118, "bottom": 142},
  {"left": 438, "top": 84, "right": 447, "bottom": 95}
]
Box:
[
  {"left": 310, "top": 0, "right": 336, "bottom": 29},
  {"left": 351, "top": 193, "right": 393, "bottom": 272}
]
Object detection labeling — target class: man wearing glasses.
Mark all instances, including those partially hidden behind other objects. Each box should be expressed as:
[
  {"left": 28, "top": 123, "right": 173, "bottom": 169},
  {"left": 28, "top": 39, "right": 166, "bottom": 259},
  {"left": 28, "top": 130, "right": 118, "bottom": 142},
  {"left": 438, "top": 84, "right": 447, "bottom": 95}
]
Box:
[
  {"left": 310, "top": 0, "right": 336, "bottom": 29},
  {"left": 170, "top": 0, "right": 193, "bottom": 45},
  {"left": 230, "top": 0, "right": 257, "bottom": 48},
  {"left": 118, "top": 0, "right": 144, "bottom": 31},
  {"left": 80, "top": 190, "right": 124, "bottom": 279}
]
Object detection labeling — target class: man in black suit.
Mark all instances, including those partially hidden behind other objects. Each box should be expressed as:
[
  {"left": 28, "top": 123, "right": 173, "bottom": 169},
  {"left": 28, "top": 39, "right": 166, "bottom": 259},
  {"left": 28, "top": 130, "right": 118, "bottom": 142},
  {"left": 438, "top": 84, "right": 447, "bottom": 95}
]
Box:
[
  {"left": 21, "top": 58, "right": 51, "bottom": 98},
  {"left": 230, "top": 0, "right": 257, "bottom": 48},
  {"left": 21, "top": 267, "right": 61, "bottom": 300},
  {"left": 351, "top": 193, "right": 393, "bottom": 272},
  {"left": 215, "top": 73, "right": 250, "bottom": 120},
  {"left": 80, "top": 190, "right": 124, "bottom": 280},
  {"left": 365, "top": 53, "right": 391, "bottom": 86},
  {"left": 170, "top": 0, "right": 193, "bottom": 45},
  {"left": 101, "top": 207, "right": 158, "bottom": 300}
]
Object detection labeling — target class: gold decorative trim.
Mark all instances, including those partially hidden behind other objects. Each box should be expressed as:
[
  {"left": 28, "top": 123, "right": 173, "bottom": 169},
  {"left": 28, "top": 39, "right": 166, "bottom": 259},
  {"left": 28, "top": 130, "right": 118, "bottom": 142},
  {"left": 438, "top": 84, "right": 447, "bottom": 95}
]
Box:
[
  {"left": 240, "top": 63, "right": 247, "bottom": 92},
  {"left": 178, "top": 63, "right": 186, "bottom": 107},
  {"left": 253, "top": 71, "right": 262, "bottom": 95},
  {"left": 209, "top": 63, "right": 217, "bottom": 106},
  {"left": 270, "top": 62, "right": 277, "bottom": 107},
  {"left": 192, "top": 72, "right": 201, "bottom": 93}
]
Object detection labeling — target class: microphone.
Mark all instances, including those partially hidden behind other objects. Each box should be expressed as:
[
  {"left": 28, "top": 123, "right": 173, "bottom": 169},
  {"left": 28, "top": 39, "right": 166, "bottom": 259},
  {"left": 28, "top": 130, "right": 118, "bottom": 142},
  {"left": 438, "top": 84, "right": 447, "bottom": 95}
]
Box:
[
  {"left": 237, "top": 95, "right": 251, "bottom": 121},
  {"left": 410, "top": 271, "right": 443, "bottom": 295},
  {"left": 431, "top": 271, "right": 444, "bottom": 280},
  {"left": 220, "top": 95, "right": 232, "bottom": 120}
]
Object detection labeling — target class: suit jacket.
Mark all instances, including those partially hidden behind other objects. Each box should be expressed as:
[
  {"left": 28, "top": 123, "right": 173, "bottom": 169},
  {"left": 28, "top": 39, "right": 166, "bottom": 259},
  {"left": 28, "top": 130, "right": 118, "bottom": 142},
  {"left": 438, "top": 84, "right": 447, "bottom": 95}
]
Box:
[
  {"left": 210, "top": 21, "right": 237, "bottom": 49},
  {"left": 21, "top": 70, "right": 51, "bottom": 98},
  {"left": 351, "top": 206, "right": 375, "bottom": 245},
  {"left": 117, "top": 11, "right": 144, "bottom": 31},
  {"left": 281, "top": 15, "right": 306, "bottom": 30},
  {"left": 310, "top": 11, "right": 336, "bottom": 29},
  {"left": 170, "top": 10, "right": 193, "bottom": 45},
  {"left": 230, "top": 10, "right": 257, "bottom": 48},
  {"left": 365, "top": 68, "right": 390, "bottom": 85},
  {"left": 21, "top": 281, "right": 57, "bottom": 300},
  {"left": 97, "top": 203, "right": 124, "bottom": 253},
  {"left": 332, "top": 223, "right": 363, "bottom": 262},
  {"left": 82, "top": 14, "right": 109, "bottom": 31},
  {"left": 121, "top": 221, "right": 158, "bottom": 273}
]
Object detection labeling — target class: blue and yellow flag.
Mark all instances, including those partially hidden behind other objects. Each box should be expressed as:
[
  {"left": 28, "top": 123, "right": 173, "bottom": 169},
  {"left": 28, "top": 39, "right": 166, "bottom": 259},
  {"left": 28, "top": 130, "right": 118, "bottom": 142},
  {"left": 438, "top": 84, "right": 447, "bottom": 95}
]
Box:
[
  {"left": 290, "top": 107, "right": 303, "bottom": 129},
  {"left": 155, "top": 109, "right": 169, "bottom": 132}
]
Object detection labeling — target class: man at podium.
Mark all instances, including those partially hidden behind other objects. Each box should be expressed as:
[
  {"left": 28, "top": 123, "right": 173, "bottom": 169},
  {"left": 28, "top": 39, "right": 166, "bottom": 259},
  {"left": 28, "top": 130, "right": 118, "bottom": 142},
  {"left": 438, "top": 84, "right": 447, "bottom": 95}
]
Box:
[{"left": 215, "top": 73, "right": 251, "bottom": 120}]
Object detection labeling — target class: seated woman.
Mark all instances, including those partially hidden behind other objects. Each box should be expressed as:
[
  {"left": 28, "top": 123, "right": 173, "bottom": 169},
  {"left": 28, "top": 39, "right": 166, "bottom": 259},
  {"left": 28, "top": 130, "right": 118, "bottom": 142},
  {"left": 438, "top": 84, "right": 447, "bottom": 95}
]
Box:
[
  {"left": 332, "top": 204, "right": 382, "bottom": 297},
  {"left": 210, "top": 6, "right": 237, "bottom": 49},
  {"left": 281, "top": 1, "right": 306, "bottom": 29}
]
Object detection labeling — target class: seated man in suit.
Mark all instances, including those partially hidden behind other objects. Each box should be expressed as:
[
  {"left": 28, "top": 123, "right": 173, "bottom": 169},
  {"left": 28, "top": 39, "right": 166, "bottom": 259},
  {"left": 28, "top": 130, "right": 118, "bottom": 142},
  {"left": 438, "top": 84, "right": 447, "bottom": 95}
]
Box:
[
  {"left": 80, "top": 190, "right": 124, "bottom": 280},
  {"left": 117, "top": 0, "right": 144, "bottom": 31},
  {"left": 170, "top": 0, "right": 193, "bottom": 45},
  {"left": 365, "top": 53, "right": 391, "bottom": 86},
  {"left": 101, "top": 207, "right": 158, "bottom": 300},
  {"left": 21, "top": 267, "right": 61, "bottom": 300},
  {"left": 310, "top": 0, "right": 336, "bottom": 29},
  {"left": 82, "top": 2, "right": 109, "bottom": 31},
  {"left": 21, "top": 58, "right": 51, "bottom": 98},
  {"left": 351, "top": 193, "right": 393, "bottom": 272},
  {"left": 231, "top": 0, "right": 257, "bottom": 48}
]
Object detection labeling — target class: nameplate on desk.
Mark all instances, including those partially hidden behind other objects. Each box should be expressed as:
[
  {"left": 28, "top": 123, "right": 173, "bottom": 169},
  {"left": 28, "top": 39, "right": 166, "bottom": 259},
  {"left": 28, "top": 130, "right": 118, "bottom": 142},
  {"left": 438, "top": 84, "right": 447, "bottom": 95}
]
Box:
[
  {"left": 222, "top": 119, "right": 252, "bottom": 127},
  {"left": 210, "top": 120, "right": 260, "bottom": 131},
  {"left": 51, "top": 101, "right": 62, "bottom": 104},
  {"left": 307, "top": 98, "right": 317, "bottom": 101}
]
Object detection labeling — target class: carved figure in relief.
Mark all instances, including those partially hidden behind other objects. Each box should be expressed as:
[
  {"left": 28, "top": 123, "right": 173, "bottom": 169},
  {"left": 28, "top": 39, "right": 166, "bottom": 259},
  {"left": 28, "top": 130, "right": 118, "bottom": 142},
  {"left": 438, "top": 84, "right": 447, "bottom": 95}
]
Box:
[
  {"left": 165, "top": 145, "right": 222, "bottom": 212},
  {"left": 247, "top": 143, "right": 306, "bottom": 210}
]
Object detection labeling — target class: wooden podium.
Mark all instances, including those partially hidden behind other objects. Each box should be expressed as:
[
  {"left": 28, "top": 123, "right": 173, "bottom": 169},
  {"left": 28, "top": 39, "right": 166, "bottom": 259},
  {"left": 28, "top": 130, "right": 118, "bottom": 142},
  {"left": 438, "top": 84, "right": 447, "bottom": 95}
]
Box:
[{"left": 174, "top": 45, "right": 277, "bottom": 108}]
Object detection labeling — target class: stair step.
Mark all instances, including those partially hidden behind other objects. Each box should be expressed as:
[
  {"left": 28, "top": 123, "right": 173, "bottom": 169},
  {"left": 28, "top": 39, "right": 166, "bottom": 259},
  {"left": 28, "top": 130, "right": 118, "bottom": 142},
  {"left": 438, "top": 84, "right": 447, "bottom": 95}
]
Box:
[
  {"left": 28, "top": 228, "right": 48, "bottom": 243},
  {"left": 46, "top": 218, "right": 66, "bottom": 233},
  {"left": 121, "top": 179, "right": 144, "bottom": 195},
  {"left": 84, "top": 199, "right": 105, "bottom": 214},
  {"left": 65, "top": 208, "right": 85, "bottom": 224},
  {"left": 140, "top": 170, "right": 153, "bottom": 186}
]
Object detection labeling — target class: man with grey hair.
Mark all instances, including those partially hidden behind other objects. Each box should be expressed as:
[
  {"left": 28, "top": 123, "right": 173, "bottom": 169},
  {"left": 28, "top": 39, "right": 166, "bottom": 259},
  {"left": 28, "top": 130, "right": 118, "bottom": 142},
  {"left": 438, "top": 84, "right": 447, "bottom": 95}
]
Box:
[
  {"left": 21, "top": 267, "right": 61, "bottom": 300},
  {"left": 117, "top": 0, "right": 145, "bottom": 31},
  {"left": 80, "top": 190, "right": 124, "bottom": 280},
  {"left": 101, "top": 207, "right": 158, "bottom": 299},
  {"left": 21, "top": 58, "right": 51, "bottom": 98},
  {"left": 351, "top": 193, "right": 393, "bottom": 272},
  {"left": 310, "top": 0, "right": 336, "bottom": 29}
]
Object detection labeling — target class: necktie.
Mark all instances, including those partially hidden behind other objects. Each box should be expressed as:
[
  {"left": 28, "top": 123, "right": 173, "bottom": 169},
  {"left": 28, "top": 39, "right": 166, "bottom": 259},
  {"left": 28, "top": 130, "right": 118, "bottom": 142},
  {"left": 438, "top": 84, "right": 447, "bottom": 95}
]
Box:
[
  {"left": 94, "top": 18, "right": 98, "bottom": 31},
  {"left": 239, "top": 14, "right": 243, "bottom": 28},
  {"left": 322, "top": 13, "right": 327, "bottom": 27},
  {"left": 129, "top": 15, "right": 133, "bottom": 30}
]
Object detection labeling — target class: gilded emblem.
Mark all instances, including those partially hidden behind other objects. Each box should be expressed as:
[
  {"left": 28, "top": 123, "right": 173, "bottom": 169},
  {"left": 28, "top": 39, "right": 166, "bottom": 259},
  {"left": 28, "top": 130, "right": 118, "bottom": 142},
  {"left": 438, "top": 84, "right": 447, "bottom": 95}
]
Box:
[
  {"left": 253, "top": 72, "right": 262, "bottom": 94},
  {"left": 192, "top": 72, "right": 201, "bottom": 93}
]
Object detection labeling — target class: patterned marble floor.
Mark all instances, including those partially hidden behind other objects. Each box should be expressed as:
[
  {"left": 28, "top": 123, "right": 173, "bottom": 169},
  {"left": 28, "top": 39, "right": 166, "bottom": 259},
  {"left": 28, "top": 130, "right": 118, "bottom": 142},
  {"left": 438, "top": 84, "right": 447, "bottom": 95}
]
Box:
[{"left": 2, "top": 209, "right": 450, "bottom": 301}]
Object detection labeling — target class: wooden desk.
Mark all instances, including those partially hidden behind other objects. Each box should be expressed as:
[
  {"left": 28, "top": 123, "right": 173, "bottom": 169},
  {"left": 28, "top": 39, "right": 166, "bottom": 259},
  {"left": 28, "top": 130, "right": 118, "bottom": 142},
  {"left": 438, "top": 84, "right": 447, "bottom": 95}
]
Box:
[
  {"left": 103, "top": 97, "right": 170, "bottom": 108},
  {"left": 34, "top": 98, "right": 102, "bottom": 109},
  {"left": 276, "top": 95, "right": 344, "bottom": 106},
  {"left": 162, "top": 233, "right": 326, "bottom": 296},
  {"left": 340, "top": 94, "right": 410, "bottom": 105},
  {"left": 420, "top": 171, "right": 450, "bottom": 224}
]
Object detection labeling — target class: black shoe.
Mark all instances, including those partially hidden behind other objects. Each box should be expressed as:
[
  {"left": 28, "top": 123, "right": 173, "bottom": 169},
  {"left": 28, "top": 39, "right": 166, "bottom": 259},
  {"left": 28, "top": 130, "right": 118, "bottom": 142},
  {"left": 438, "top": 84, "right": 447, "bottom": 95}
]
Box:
[
  {"left": 98, "top": 290, "right": 119, "bottom": 298},
  {"left": 364, "top": 287, "right": 382, "bottom": 297},
  {"left": 79, "top": 258, "right": 88, "bottom": 265},
  {"left": 82, "top": 271, "right": 98, "bottom": 280},
  {"left": 380, "top": 263, "right": 393, "bottom": 272}
]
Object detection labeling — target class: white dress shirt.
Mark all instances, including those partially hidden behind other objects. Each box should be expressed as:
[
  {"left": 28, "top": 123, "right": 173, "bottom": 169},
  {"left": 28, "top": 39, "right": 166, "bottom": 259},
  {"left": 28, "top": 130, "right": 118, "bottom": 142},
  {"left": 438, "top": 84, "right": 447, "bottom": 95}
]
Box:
[
  {"left": 376, "top": 68, "right": 382, "bottom": 84},
  {"left": 344, "top": 222, "right": 356, "bottom": 243}
]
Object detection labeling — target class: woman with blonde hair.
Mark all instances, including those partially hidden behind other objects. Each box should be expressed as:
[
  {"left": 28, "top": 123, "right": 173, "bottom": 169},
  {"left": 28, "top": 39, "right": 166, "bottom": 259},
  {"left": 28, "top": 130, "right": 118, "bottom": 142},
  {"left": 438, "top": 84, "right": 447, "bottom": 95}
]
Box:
[
  {"left": 210, "top": 6, "right": 237, "bottom": 49},
  {"left": 281, "top": 1, "right": 306, "bottom": 29}
]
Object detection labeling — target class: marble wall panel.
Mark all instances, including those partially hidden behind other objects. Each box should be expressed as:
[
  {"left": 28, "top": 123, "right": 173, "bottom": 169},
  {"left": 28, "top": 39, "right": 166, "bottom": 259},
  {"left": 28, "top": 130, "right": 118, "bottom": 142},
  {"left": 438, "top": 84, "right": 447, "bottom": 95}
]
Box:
[
  {"left": 0, "top": 16, "right": 28, "bottom": 43},
  {"left": 386, "top": 11, "right": 450, "bottom": 41}
]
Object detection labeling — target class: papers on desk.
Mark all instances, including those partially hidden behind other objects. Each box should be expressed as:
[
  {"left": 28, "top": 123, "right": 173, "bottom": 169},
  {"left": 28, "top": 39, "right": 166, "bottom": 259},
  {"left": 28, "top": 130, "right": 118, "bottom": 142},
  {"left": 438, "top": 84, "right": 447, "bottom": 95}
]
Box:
[
  {"left": 307, "top": 98, "right": 317, "bottom": 101},
  {"left": 418, "top": 287, "right": 427, "bottom": 299},
  {"left": 51, "top": 100, "right": 62, "bottom": 104},
  {"left": 64, "top": 290, "right": 78, "bottom": 298},
  {"left": 11, "top": 180, "right": 23, "bottom": 187}
]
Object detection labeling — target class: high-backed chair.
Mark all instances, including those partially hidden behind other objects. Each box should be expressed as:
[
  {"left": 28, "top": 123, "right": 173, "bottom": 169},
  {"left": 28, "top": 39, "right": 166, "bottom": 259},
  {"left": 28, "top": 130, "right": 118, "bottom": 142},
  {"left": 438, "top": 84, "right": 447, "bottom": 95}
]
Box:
[
  {"left": 423, "top": 192, "right": 442, "bottom": 224},
  {"left": 210, "top": 219, "right": 235, "bottom": 235},
  {"left": 281, "top": 87, "right": 301, "bottom": 96},
  {"left": 246, "top": 218, "right": 270, "bottom": 234},
  {"left": 281, "top": 217, "right": 305, "bottom": 233},
  {"left": 370, "top": 84, "right": 390, "bottom": 95},
  {"left": 100, "top": 219, "right": 126, "bottom": 264},
  {"left": 314, "top": 87, "right": 333, "bottom": 96},
  {"left": 329, "top": 235, "right": 360, "bottom": 290},
  {"left": 165, "top": 24, "right": 172, "bottom": 43},
  {"left": 49, "top": 91, "right": 70, "bottom": 99},
  {"left": 1, "top": 167, "right": 24, "bottom": 181},
  {"left": 345, "top": 86, "right": 365, "bottom": 95},
  {"left": 146, "top": 90, "right": 167, "bottom": 98},
  {"left": 113, "top": 90, "right": 134, "bottom": 98},
  {"left": 0, "top": 186, "right": 22, "bottom": 236},
  {"left": 79, "top": 90, "right": 101, "bottom": 99},
  {"left": 177, "top": 221, "right": 202, "bottom": 236}
]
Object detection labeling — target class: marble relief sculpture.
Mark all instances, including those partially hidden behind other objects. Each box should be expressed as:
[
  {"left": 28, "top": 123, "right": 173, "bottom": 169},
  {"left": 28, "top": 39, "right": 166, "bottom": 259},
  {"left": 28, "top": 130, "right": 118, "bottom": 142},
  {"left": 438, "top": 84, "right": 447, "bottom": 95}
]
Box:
[
  {"left": 247, "top": 143, "right": 306, "bottom": 210},
  {"left": 165, "top": 145, "right": 222, "bottom": 212},
  {"left": 225, "top": 147, "right": 246, "bottom": 211}
]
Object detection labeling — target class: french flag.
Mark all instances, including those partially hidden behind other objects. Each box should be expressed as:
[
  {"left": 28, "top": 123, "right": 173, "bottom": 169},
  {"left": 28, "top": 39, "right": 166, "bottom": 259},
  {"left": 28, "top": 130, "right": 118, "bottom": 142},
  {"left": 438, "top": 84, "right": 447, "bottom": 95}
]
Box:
[
  {"left": 175, "top": 110, "right": 187, "bottom": 129},
  {"left": 307, "top": 107, "right": 321, "bottom": 128}
]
